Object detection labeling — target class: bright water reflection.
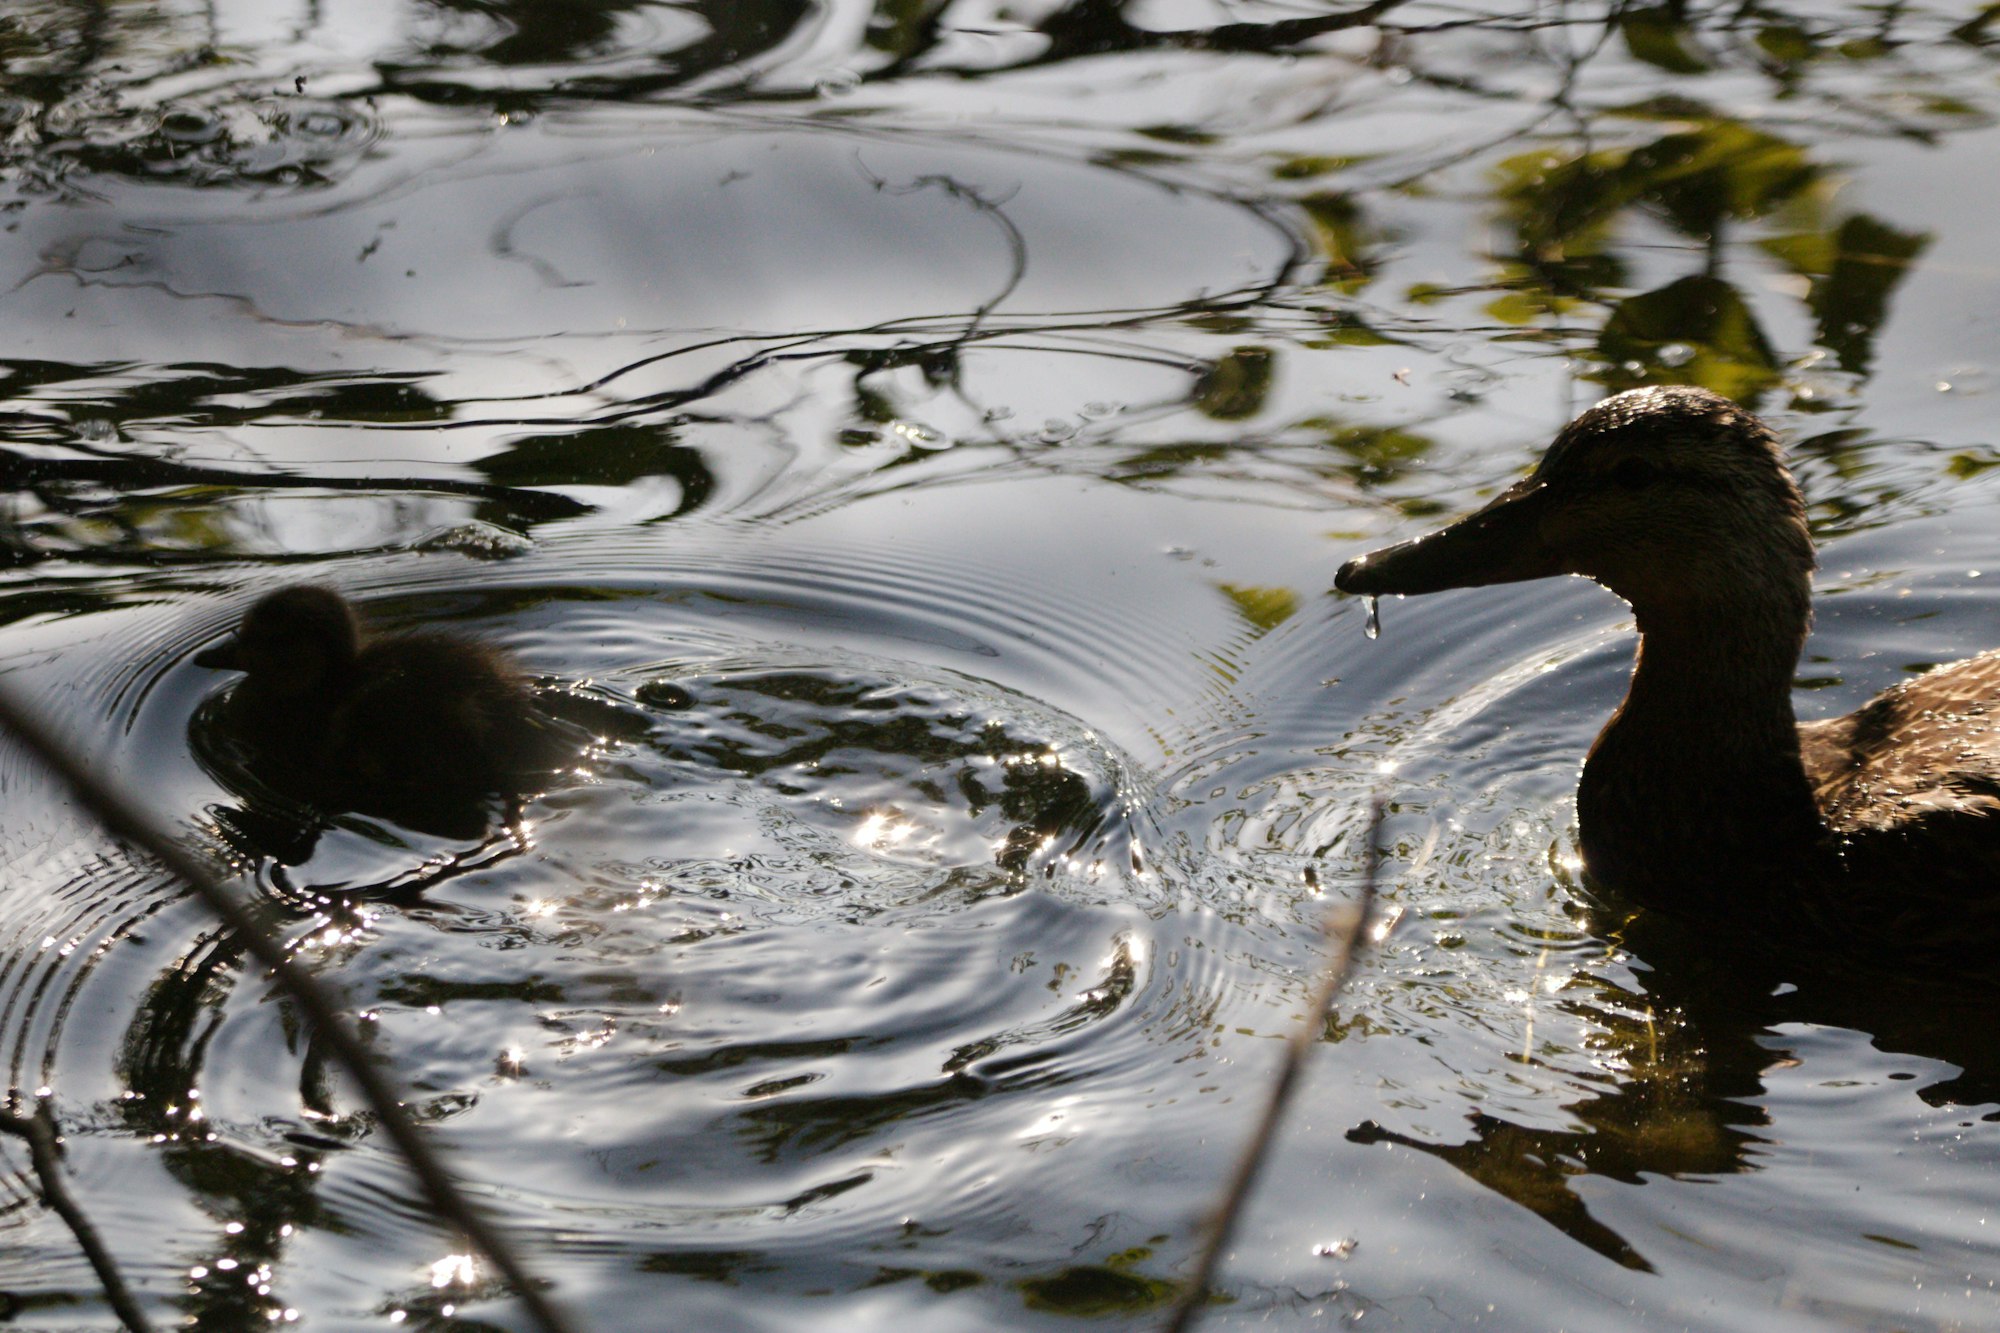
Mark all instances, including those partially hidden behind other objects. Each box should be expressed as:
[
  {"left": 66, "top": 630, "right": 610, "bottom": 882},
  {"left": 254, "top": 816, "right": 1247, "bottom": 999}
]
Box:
[{"left": 4, "top": 2, "right": 2000, "bottom": 1329}]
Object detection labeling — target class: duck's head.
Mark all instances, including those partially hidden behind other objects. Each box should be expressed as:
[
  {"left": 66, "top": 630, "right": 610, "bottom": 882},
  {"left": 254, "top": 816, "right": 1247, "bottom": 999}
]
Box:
[
  {"left": 1334, "top": 386, "right": 1815, "bottom": 617},
  {"left": 195, "top": 585, "right": 363, "bottom": 700}
]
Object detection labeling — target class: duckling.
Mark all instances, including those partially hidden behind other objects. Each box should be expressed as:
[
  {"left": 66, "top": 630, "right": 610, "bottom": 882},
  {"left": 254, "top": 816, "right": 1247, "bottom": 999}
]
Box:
[
  {"left": 1335, "top": 386, "right": 2000, "bottom": 954},
  {"left": 195, "top": 585, "right": 560, "bottom": 831}
]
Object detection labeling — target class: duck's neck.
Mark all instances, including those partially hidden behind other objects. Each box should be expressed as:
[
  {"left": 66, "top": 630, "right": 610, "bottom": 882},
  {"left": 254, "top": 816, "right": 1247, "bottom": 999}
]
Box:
[{"left": 1577, "top": 586, "right": 1825, "bottom": 907}]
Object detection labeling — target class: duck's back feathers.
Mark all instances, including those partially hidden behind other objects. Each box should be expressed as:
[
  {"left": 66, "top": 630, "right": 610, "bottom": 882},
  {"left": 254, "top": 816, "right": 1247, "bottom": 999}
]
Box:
[{"left": 1799, "top": 649, "right": 2000, "bottom": 906}]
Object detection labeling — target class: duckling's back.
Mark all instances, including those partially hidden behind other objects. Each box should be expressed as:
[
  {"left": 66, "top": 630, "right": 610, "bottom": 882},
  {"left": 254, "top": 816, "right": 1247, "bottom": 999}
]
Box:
[{"left": 329, "top": 632, "right": 549, "bottom": 803}]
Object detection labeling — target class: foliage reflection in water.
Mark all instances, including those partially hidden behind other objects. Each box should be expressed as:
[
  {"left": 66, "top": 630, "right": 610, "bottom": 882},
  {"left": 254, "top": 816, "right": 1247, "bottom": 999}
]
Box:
[{"left": 2, "top": 2, "right": 2000, "bottom": 1330}]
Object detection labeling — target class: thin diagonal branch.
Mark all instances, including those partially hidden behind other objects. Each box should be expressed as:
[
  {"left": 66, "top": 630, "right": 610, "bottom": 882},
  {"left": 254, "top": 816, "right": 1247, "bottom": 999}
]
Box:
[
  {"left": 0, "top": 1099, "right": 154, "bottom": 1333},
  {"left": 1162, "top": 796, "right": 1384, "bottom": 1333},
  {"left": 0, "top": 679, "right": 578, "bottom": 1333}
]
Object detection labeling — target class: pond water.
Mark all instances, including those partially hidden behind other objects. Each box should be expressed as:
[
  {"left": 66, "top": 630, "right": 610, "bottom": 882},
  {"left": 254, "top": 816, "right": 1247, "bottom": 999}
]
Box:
[{"left": 3, "top": 2, "right": 2000, "bottom": 1329}]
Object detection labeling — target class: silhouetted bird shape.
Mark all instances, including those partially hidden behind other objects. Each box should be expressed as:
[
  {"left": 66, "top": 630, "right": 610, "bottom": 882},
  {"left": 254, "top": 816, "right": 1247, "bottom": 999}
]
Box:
[
  {"left": 195, "top": 585, "right": 573, "bottom": 839},
  {"left": 1336, "top": 386, "right": 2000, "bottom": 960}
]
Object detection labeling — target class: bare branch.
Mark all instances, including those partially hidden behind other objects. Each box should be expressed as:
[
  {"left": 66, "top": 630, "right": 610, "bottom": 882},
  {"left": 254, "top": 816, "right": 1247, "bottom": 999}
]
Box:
[
  {"left": 0, "top": 1099, "right": 155, "bottom": 1333},
  {"left": 1162, "top": 796, "right": 1385, "bottom": 1333},
  {"left": 0, "top": 679, "right": 579, "bottom": 1333}
]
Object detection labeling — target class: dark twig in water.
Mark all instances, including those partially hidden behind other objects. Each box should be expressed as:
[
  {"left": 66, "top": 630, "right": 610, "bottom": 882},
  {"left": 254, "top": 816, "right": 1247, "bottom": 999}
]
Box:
[
  {"left": 0, "top": 680, "right": 578, "bottom": 1333},
  {"left": 0, "top": 1098, "right": 154, "bottom": 1333},
  {"left": 1162, "top": 797, "right": 1384, "bottom": 1333}
]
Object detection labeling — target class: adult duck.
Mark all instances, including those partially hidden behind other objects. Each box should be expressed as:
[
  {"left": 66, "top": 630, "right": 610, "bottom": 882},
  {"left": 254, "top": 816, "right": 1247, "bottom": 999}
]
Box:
[
  {"left": 1335, "top": 386, "right": 2000, "bottom": 953},
  {"left": 196, "top": 585, "right": 564, "bottom": 832}
]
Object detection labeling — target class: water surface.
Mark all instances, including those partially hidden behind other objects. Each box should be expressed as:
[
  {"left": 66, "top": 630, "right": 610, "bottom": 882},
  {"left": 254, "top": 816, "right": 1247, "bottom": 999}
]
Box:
[{"left": 4, "top": 2, "right": 2000, "bottom": 1329}]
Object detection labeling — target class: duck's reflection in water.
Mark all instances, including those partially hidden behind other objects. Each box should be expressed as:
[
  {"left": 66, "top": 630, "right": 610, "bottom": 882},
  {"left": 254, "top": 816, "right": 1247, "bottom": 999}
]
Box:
[{"left": 1346, "top": 903, "right": 2000, "bottom": 1271}]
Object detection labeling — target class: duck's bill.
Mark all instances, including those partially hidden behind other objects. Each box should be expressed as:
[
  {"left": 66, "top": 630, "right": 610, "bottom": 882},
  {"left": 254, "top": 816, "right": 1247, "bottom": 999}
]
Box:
[
  {"left": 1334, "top": 477, "right": 1565, "bottom": 597},
  {"left": 194, "top": 638, "right": 243, "bottom": 670}
]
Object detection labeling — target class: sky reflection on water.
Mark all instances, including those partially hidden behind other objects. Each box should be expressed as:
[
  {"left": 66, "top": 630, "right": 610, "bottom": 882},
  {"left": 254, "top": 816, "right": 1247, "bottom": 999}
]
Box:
[{"left": 3, "top": 2, "right": 2000, "bottom": 1329}]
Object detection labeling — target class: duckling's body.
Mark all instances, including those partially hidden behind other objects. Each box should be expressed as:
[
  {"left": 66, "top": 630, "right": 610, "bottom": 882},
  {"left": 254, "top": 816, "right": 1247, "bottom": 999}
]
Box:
[
  {"left": 1335, "top": 387, "right": 2000, "bottom": 953},
  {"left": 197, "top": 586, "right": 558, "bottom": 829}
]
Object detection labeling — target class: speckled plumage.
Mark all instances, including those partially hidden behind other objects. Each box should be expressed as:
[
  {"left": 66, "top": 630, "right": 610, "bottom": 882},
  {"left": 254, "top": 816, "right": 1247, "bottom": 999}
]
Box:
[{"left": 1335, "top": 386, "right": 2000, "bottom": 956}]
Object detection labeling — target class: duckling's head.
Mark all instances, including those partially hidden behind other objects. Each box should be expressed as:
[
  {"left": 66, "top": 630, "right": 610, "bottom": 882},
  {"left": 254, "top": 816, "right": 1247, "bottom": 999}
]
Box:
[
  {"left": 1335, "top": 386, "right": 1814, "bottom": 618},
  {"left": 195, "top": 585, "right": 363, "bottom": 700}
]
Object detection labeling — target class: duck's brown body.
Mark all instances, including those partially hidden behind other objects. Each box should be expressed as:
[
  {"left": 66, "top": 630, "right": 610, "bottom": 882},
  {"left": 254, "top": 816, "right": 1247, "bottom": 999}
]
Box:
[
  {"left": 197, "top": 586, "right": 557, "bottom": 829},
  {"left": 1335, "top": 387, "right": 2000, "bottom": 953},
  {"left": 1800, "top": 651, "right": 2000, "bottom": 929}
]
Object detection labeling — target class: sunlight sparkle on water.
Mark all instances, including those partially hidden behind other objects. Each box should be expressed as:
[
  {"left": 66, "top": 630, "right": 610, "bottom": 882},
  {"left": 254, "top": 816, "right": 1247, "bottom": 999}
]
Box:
[
  {"left": 1369, "top": 903, "right": 1404, "bottom": 943},
  {"left": 430, "top": 1254, "right": 476, "bottom": 1288},
  {"left": 854, "top": 809, "right": 921, "bottom": 852}
]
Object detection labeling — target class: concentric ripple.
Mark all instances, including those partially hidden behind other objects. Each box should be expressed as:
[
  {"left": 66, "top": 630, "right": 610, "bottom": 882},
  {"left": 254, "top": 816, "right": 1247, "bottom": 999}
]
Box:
[{"left": 0, "top": 535, "right": 1283, "bottom": 1325}]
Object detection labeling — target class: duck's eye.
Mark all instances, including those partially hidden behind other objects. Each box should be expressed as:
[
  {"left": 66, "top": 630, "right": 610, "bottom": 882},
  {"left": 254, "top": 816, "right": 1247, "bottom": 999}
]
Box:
[{"left": 1611, "top": 456, "right": 1658, "bottom": 490}]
